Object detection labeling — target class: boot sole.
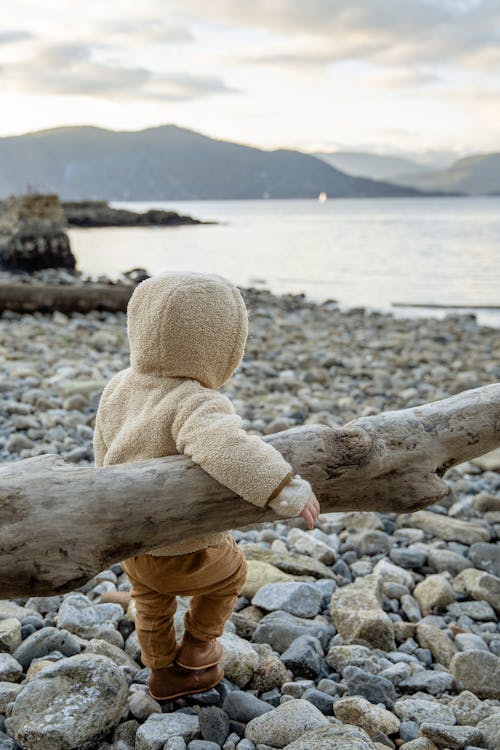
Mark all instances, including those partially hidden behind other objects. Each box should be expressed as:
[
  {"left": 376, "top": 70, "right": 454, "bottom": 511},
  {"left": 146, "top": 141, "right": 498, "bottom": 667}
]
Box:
[{"left": 149, "top": 667, "right": 224, "bottom": 701}]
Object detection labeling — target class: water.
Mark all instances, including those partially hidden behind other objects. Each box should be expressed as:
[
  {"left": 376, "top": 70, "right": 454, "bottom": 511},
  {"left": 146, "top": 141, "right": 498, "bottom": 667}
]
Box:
[{"left": 69, "top": 197, "right": 500, "bottom": 327}]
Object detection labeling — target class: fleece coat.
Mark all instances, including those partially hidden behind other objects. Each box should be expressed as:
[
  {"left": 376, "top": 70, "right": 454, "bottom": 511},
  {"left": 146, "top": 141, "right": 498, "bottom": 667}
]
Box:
[{"left": 94, "top": 271, "right": 310, "bottom": 556}]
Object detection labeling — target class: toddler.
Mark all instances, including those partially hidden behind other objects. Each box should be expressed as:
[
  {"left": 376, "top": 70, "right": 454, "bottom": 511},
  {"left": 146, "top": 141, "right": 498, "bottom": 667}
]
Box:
[{"left": 95, "top": 271, "right": 319, "bottom": 700}]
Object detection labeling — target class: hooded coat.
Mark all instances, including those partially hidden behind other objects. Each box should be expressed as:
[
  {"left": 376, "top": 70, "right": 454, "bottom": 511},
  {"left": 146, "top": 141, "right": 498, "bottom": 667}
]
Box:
[{"left": 93, "top": 271, "right": 310, "bottom": 556}]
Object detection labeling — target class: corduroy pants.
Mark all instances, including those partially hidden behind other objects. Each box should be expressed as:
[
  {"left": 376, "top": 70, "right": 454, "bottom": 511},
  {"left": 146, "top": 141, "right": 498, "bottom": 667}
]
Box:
[{"left": 121, "top": 535, "right": 247, "bottom": 669}]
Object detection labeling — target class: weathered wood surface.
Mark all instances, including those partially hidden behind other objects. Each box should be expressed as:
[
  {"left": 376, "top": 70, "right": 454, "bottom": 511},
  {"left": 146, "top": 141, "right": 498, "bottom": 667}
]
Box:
[
  {"left": 1, "top": 383, "right": 499, "bottom": 597},
  {"left": 0, "top": 284, "right": 133, "bottom": 313}
]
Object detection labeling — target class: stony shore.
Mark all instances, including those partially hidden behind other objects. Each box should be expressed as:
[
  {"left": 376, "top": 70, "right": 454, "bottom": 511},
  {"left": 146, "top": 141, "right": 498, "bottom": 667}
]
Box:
[{"left": 0, "top": 278, "right": 499, "bottom": 750}]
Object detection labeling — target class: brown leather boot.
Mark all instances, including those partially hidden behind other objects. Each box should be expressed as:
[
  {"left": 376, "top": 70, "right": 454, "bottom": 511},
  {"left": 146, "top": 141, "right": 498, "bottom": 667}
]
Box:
[
  {"left": 175, "top": 630, "right": 223, "bottom": 670},
  {"left": 149, "top": 663, "right": 224, "bottom": 701},
  {"left": 99, "top": 591, "right": 132, "bottom": 612}
]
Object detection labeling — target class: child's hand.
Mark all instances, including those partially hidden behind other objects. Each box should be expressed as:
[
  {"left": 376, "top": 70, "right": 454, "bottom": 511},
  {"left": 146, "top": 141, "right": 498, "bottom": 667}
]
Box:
[{"left": 299, "top": 492, "right": 320, "bottom": 529}]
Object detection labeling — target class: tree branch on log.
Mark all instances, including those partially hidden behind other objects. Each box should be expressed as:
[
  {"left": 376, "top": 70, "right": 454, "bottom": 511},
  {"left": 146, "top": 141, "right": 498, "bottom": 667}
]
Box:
[{"left": 1, "top": 383, "right": 499, "bottom": 597}]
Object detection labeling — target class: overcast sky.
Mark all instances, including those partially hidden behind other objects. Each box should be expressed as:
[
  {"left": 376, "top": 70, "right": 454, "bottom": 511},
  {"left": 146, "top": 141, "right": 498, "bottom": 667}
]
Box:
[{"left": 1, "top": 0, "right": 499, "bottom": 159}]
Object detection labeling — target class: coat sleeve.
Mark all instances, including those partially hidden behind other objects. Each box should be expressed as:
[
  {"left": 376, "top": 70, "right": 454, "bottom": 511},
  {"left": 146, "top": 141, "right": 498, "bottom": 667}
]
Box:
[
  {"left": 92, "top": 410, "right": 107, "bottom": 468},
  {"left": 171, "top": 388, "right": 297, "bottom": 509}
]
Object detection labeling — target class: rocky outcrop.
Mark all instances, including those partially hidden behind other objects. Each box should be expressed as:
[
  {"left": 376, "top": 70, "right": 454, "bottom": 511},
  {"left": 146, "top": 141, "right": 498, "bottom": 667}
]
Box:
[
  {"left": 0, "top": 195, "right": 76, "bottom": 271},
  {"left": 62, "top": 201, "right": 203, "bottom": 227}
]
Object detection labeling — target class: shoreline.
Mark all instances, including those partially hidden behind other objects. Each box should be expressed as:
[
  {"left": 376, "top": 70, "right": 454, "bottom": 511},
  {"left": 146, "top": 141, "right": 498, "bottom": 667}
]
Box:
[{"left": 1, "top": 268, "right": 499, "bottom": 329}]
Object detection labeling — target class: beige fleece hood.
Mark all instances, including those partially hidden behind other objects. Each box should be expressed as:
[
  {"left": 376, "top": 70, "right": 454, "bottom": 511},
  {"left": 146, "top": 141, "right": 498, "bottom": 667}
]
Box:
[{"left": 127, "top": 272, "right": 249, "bottom": 389}]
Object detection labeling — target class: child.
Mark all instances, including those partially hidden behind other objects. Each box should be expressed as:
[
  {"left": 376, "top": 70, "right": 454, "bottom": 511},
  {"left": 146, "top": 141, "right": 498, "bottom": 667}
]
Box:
[{"left": 95, "top": 271, "right": 319, "bottom": 700}]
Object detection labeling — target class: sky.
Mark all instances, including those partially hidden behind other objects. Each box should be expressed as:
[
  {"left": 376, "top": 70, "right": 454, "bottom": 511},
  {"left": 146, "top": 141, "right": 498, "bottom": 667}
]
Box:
[{"left": 0, "top": 0, "right": 499, "bottom": 161}]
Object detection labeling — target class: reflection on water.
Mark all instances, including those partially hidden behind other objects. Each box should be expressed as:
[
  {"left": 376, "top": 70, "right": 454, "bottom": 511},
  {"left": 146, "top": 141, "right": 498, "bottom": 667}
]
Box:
[{"left": 69, "top": 197, "right": 500, "bottom": 327}]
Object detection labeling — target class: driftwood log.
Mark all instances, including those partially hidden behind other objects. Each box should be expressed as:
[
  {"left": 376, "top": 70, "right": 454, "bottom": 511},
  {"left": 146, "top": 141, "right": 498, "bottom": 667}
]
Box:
[
  {"left": 1, "top": 383, "right": 499, "bottom": 597},
  {"left": 0, "top": 284, "right": 133, "bottom": 314}
]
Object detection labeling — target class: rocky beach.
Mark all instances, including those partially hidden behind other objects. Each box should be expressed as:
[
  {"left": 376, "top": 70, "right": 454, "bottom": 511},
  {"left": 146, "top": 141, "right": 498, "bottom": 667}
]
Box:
[{"left": 0, "top": 276, "right": 499, "bottom": 750}]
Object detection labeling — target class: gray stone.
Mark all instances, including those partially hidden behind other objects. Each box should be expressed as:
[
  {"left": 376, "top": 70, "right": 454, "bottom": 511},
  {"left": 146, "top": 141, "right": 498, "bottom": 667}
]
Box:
[
  {"left": 187, "top": 742, "right": 220, "bottom": 750},
  {"left": 245, "top": 699, "right": 328, "bottom": 748},
  {"left": 334, "top": 695, "right": 400, "bottom": 737},
  {"left": 0, "top": 681, "right": 23, "bottom": 713},
  {"left": 427, "top": 549, "right": 472, "bottom": 575},
  {"left": 85, "top": 638, "right": 141, "bottom": 673},
  {"left": 301, "top": 687, "right": 335, "bottom": 714},
  {"left": 330, "top": 574, "right": 395, "bottom": 651},
  {"left": 476, "top": 712, "right": 500, "bottom": 750},
  {"left": 12, "top": 626, "right": 80, "bottom": 669},
  {"left": 164, "top": 741, "right": 187, "bottom": 750},
  {"left": 394, "top": 698, "right": 456, "bottom": 726},
  {"left": 449, "top": 690, "right": 497, "bottom": 725},
  {"left": 0, "top": 601, "right": 34, "bottom": 622},
  {"left": 399, "top": 669, "right": 455, "bottom": 695},
  {"left": 128, "top": 691, "right": 162, "bottom": 720},
  {"left": 251, "top": 610, "right": 331, "bottom": 653},
  {"left": 280, "top": 723, "right": 376, "bottom": 750},
  {"left": 408, "top": 511, "right": 491, "bottom": 545},
  {"left": 136, "top": 714, "right": 200, "bottom": 750},
  {"left": 56, "top": 593, "right": 123, "bottom": 645},
  {"left": 252, "top": 583, "right": 322, "bottom": 618},
  {"left": 280, "top": 635, "right": 323, "bottom": 678},
  {"left": 344, "top": 666, "right": 396, "bottom": 708},
  {"left": 447, "top": 600, "right": 496, "bottom": 621},
  {"left": 450, "top": 650, "right": 500, "bottom": 699},
  {"left": 454, "top": 633, "right": 489, "bottom": 652},
  {"left": 0, "top": 654, "right": 22, "bottom": 683},
  {"left": 372, "top": 559, "right": 414, "bottom": 588},
  {"left": 286, "top": 528, "right": 337, "bottom": 565},
  {"left": 223, "top": 691, "right": 273, "bottom": 722},
  {"left": 468, "top": 542, "right": 500, "bottom": 577},
  {"left": 401, "top": 595, "right": 422, "bottom": 623},
  {"left": 390, "top": 547, "right": 427, "bottom": 568},
  {"left": 0, "top": 619, "right": 22, "bottom": 653},
  {"left": 420, "top": 721, "right": 483, "bottom": 749},
  {"left": 199, "top": 706, "right": 230, "bottom": 745},
  {"left": 5, "top": 653, "right": 128, "bottom": 750}
]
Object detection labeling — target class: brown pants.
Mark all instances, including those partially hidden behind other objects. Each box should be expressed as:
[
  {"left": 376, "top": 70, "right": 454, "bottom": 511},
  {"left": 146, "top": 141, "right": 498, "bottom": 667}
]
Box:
[{"left": 121, "top": 535, "right": 247, "bottom": 669}]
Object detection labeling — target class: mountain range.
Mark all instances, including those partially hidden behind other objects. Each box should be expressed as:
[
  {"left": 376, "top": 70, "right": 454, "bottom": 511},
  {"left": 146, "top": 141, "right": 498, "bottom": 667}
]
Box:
[
  {"left": 0, "top": 125, "right": 423, "bottom": 201},
  {"left": 315, "top": 150, "right": 500, "bottom": 195},
  {"left": 392, "top": 153, "right": 500, "bottom": 195}
]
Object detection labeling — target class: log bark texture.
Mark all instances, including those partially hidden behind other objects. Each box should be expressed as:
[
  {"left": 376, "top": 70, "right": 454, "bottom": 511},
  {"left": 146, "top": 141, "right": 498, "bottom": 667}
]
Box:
[
  {"left": 1, "top": 383, "right": 499, "bottom": 597},
  {"left": 0, "top": 284, "right": 133, "bottom": 314}
]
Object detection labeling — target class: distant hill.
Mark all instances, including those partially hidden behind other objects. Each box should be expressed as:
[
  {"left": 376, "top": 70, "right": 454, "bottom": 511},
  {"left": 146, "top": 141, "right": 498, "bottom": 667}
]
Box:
[
  {"left": 0, "top": 125, "right": 425, "bottom": 200},
  {"left": 394, "top": 153, "right": 500, "bottom": 195},
  {"left": 315, "top": 151, "right": 435, "bottom": 182}
]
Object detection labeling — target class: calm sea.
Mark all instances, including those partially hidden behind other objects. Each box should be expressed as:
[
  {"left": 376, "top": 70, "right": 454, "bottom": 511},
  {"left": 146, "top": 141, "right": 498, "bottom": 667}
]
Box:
[{"left": 69, "top": 197, "right": 500, "bottom": 328}]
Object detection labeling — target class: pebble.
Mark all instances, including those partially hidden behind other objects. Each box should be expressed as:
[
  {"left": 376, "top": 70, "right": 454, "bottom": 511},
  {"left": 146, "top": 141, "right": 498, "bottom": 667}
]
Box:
[
  {"left": 223, "top": 691, "right": 273, "bottom": 722},
  {"left": 449, "top": 650, "right": 500, "bottom": 699},
  {"left": 199, "top": 706, "right": 231, "bottom": 745},
  {"left": 135, "top": 714, "right": 199, "bottom": 750},
  {"left": 280, "top": 635, "right": 323, "bottom": 678},
  {"left": 245, "top": 699, "right": 328, "bottom": 747},
  {"left": 251, "top": 583, "right": 322, "bottom": 618},
  {"left": 334, "top": 695, "right": 401, "bottom": 737},
  {"left": 5, "top": 653, "right": 128, "bottom": 750}
]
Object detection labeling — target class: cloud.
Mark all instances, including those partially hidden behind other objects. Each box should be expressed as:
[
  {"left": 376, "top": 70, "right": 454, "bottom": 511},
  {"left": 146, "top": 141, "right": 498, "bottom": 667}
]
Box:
[
  {"left": 0, "top": 41, "right": 235, "bottom": 100},
  {"left": 0, "top": 30, "right": 34, "bottom": 45},
  {"left": 99, "top": 19, "right": 195, "bottom": 45},
  {"left": 178, "top": 0, "right": 500, "bottom": 71}
]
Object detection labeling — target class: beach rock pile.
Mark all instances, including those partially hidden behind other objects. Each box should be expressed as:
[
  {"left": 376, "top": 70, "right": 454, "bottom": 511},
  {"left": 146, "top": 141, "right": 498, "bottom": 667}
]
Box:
[{"left": 0, "top": 281, "right": 499, "bottom": 749}]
